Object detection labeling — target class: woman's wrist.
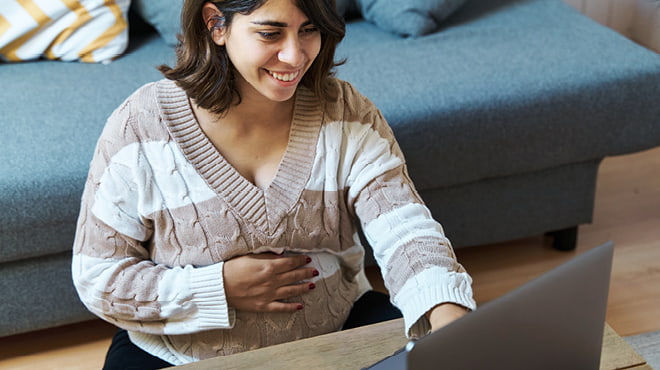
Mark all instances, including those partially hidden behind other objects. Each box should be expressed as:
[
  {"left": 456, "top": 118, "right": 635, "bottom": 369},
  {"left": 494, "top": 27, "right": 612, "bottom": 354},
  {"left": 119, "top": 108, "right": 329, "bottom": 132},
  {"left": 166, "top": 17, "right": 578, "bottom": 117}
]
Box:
[{"left": 425, "top": 303, "right": 469, "bottom": 332}]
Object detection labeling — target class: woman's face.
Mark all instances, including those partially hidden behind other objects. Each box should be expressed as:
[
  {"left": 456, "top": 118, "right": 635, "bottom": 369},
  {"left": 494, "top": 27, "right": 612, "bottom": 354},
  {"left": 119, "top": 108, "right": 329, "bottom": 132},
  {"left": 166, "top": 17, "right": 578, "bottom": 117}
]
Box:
[{"left": 211, "top": 0, "right": 322, "bottom": 104}]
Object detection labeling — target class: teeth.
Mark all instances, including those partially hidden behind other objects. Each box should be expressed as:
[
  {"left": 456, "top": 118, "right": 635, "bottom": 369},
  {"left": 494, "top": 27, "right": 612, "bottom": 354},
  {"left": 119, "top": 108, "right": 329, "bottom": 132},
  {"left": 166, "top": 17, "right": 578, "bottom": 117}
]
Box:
[{"left": 269, "top": 70, "right": 299, "bottom": 82}]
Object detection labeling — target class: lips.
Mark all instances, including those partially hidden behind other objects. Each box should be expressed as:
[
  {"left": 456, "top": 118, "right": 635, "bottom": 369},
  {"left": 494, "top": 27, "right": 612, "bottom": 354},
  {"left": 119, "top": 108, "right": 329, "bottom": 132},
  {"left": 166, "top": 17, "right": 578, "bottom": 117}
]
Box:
[{"left": 267, "top": 69, "right": 301, "bottom": 82}]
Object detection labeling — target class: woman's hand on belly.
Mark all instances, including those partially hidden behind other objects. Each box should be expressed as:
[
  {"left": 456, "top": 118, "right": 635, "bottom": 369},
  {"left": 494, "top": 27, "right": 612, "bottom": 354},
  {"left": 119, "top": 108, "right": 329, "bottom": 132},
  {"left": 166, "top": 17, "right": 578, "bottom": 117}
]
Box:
[{"left": 223, "top": 252, "right": 319, "bottom": 313}]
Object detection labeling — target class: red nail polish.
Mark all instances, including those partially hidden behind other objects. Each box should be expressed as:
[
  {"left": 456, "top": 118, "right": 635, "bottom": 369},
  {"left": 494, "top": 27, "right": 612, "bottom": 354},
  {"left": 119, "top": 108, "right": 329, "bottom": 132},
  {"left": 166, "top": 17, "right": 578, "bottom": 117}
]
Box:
[
  {"left": 309, "top": 282, "right": 315, "bottom": 290},
  {"left": 306, "top": 257, "right": 312, "bottom": 264},
  {"left": 313, "top": 270, "right": 319, "bottom": 277},
  {"left": 297, "top": 304, "right": 304, "bottom": 310}
]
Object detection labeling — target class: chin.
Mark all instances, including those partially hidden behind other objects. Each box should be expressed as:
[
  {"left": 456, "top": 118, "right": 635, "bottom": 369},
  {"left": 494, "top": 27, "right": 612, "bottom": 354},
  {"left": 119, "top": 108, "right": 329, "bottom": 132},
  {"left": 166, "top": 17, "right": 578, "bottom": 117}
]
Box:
[{"left": 264, "top": 88, "right": 298, "bottom": 103}]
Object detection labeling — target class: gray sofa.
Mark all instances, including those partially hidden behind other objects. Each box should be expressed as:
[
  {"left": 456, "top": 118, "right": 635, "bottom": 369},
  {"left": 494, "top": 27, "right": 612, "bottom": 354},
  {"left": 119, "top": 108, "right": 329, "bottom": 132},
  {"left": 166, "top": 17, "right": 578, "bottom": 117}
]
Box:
[{"left": 1, "top": 0, "right": 659, "bottom": 337}]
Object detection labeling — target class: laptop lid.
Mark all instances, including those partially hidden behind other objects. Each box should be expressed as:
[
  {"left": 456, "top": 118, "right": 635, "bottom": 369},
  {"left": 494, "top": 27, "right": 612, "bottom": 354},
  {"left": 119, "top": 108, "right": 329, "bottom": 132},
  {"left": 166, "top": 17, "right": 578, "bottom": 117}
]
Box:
[{"left": 369, "top": 241, "right": 614, "bottom": 370}]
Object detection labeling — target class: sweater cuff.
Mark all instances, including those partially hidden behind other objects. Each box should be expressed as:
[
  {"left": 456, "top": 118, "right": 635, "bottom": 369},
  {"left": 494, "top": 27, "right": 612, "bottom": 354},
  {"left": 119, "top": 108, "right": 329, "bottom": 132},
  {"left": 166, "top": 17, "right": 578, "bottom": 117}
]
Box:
[
  {"left": 189, "top": 262, "right": 235, "bottom": 331},
  {"left": 392, "top": 269, "right": 476, "bottom": 338}
]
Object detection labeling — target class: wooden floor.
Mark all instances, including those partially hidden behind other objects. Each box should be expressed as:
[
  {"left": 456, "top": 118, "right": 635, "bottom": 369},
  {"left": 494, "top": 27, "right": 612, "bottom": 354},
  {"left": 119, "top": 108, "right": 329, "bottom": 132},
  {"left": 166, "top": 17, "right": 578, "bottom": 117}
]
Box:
[{"left": 1, "top": 147, "right": 659, "bottom": 369}]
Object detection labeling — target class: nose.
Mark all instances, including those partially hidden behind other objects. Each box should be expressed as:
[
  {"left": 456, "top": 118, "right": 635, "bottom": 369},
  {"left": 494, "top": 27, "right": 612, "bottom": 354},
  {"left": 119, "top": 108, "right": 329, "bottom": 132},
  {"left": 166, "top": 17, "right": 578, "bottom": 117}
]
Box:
[{"left": 278, "top": 36, "right": 305, "bottom": 66}]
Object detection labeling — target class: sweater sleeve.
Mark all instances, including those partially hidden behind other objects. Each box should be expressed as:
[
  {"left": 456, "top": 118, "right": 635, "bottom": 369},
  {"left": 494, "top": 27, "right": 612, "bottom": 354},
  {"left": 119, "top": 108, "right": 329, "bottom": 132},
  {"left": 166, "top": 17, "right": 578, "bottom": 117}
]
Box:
[
  {"left": 345, "top": 90, "right": 476, "bottom": 338},
  {"left": 72, "top": 96, "right": 234, "bottom": 335}
]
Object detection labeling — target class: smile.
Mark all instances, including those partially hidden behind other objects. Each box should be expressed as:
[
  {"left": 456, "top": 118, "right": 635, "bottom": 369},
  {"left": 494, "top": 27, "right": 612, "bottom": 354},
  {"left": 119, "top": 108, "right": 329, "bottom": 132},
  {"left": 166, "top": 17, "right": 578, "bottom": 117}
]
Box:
[{"left": 267, "top": 69, "right": 301, "bottom": 82}]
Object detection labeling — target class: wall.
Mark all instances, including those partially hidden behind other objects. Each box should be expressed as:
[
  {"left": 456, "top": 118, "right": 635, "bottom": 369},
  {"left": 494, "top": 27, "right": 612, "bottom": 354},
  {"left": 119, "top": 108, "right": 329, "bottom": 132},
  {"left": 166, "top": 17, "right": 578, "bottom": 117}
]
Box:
[{"left": 563, "top": 0, "right": 660, "bottom": 52}]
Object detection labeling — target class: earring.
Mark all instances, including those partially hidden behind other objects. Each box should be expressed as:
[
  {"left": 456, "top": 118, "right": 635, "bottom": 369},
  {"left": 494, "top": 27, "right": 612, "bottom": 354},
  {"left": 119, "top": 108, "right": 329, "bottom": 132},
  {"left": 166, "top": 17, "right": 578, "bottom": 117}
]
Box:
[{"left": 208, "top": 15, "right": 225, "bottom": 32}]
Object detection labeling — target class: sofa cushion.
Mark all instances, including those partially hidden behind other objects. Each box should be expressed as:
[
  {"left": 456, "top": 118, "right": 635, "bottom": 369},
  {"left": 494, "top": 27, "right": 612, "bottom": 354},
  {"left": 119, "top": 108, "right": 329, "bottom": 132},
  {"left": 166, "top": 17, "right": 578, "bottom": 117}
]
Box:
[
  {"left": 0, "top": 26, "right": 174, "bottom": 263},
  {"left": 335, "top": 0, "right": 660, "bottom": 190},
  {"left": 0, "top": 0, "right": 131, "bottom": 63},
  {"left": 133, "top": 0, "right": 185, "bottom": 46},
  {"left": 356, "top": 0, "right": 467, "bottom": 36}
]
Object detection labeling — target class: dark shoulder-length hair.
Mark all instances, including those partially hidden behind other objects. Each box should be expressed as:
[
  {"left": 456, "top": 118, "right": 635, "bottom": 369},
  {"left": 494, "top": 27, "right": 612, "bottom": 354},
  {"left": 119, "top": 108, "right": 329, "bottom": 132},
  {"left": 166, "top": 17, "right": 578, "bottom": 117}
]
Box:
[{"left": 159, "top": 0, "right": 346, "bottom": 116}]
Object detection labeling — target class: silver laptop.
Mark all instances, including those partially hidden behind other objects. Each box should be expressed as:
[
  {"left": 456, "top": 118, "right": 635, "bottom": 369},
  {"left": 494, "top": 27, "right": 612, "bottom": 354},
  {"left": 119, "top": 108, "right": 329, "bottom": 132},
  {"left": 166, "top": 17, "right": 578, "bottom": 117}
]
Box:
[{"left": 368, "top": 241, "right": 614, "bottom": 370}]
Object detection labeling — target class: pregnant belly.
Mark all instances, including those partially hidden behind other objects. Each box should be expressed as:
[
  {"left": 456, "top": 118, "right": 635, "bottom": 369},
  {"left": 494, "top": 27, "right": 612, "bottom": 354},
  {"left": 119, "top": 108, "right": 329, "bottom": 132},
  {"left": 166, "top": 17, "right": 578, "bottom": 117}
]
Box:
[{"left": 168, "top": 254, "right": 361, "bottom": 358}]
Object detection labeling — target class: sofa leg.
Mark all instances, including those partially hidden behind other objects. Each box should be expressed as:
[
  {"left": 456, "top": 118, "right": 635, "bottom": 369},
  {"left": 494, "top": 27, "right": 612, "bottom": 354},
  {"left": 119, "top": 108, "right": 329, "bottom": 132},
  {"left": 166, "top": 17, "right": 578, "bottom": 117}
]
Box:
[{"left": 546, "top": 227, "right": 578, "bottom": 251}]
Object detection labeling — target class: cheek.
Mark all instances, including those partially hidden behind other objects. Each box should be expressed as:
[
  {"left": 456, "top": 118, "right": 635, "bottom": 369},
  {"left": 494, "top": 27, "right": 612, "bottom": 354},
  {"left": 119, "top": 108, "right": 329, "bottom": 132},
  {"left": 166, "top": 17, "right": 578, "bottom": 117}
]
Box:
[
  {"left": 302, "top": 41, "right": 321, "bottom": 69},
  {"left": 311, "top": 38, "right": 322, "bottom": 60},
  {"left": 228, "top": 47, "right": 272, "bottom": 74}
]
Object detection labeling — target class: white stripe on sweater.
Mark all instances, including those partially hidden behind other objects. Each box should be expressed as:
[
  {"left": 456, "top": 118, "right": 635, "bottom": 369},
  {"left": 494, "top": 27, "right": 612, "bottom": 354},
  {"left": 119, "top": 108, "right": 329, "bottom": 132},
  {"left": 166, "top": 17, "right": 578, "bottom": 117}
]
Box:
[
  {"left": 92, "top": 141, "right": 216, "bottom": 241},
  {"left": 72, "top": 254, "right": 234, "bottom": 335},
  {"left": 393, "top": 267, "right": 476, "bottom": 336},
  {"left": 307, "top": 120, "right": 403, "bottom": 192},
  {"left": 363, "top": 203, "right": 447, "bottom": 268}
]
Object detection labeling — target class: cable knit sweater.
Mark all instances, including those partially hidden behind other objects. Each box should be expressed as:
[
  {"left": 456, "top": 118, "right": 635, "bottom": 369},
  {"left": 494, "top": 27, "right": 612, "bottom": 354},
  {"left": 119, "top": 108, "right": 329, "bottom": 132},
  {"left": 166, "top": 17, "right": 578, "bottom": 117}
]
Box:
[{"left": 72, "top": 78, "right": 475, "bottom": 365}]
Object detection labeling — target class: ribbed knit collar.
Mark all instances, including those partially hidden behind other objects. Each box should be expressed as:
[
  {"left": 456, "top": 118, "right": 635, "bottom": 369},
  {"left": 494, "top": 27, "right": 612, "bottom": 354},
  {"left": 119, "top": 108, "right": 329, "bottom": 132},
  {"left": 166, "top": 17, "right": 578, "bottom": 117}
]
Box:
[{"left": 156, "top": 79, "right": 323, "bottom": 235}]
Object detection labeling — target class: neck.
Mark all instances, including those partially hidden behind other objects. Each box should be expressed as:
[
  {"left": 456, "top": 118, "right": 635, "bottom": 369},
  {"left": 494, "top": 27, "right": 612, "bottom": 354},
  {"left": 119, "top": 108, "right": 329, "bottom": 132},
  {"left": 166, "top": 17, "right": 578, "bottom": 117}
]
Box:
[
  {"left": 228, "top": 93, "right": 295, "bottom": 130},
  {"left": 191, "top": 93, "right": 295, "bottom": 138}
]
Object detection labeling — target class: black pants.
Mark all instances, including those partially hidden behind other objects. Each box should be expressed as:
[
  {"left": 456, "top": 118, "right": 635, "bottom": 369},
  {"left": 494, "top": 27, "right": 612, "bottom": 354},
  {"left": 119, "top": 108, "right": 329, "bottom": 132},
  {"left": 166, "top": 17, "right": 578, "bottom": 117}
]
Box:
[
  {"left": 103, "top": 329, "right": 173, "bottom": 370},
  {"left": 103, "top": 291, "right": 401, "bottom": 369}
]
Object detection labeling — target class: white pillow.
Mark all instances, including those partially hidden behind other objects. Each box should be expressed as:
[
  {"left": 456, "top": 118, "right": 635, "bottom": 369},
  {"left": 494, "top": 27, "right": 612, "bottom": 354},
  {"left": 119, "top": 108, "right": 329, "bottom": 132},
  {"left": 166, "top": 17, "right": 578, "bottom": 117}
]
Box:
[{"left": 0, "top": 0, "right": 130, "bottom": 63}]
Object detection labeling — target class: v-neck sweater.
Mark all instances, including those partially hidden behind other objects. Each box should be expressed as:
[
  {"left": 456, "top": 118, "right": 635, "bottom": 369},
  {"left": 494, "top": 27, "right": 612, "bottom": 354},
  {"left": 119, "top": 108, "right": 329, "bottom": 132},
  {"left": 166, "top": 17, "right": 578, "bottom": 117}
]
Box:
[{"left": 72, "top": 78, "right": 476, "bottom": 366}]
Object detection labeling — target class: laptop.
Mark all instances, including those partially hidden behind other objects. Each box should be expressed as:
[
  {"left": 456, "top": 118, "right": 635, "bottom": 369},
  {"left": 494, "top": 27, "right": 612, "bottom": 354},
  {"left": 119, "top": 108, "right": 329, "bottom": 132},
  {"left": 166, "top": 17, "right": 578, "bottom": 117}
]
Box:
[{"left": 368, "top": 241, "right": 614, "bottom": 370}]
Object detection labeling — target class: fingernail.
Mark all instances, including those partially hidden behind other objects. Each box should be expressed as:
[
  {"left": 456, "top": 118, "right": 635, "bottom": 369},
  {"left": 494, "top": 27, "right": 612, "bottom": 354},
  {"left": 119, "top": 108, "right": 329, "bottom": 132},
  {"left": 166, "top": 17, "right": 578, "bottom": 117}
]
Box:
[
  {"left": 309, "top": 282, "right": 315, "bottom": 290},
  {"left": 297, "top": 304, "right": 304, "bottom": 310},
  {"left": 312, "top": 270, "right": 319, "bottom": 277},
  {"left": 306, "top": 257, "right": 312, "bottom": 264}
]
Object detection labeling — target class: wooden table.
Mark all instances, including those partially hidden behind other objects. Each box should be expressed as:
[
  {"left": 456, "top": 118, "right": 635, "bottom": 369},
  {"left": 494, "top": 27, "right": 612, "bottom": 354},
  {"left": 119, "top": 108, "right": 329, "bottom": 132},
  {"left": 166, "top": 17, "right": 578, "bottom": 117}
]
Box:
[{"left": 176, "top": 319, "right": 650, "bottom": 369}]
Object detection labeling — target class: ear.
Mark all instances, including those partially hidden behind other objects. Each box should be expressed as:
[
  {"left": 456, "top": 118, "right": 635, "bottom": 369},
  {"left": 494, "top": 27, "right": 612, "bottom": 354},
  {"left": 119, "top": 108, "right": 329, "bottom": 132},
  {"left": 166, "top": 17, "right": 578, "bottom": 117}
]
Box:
[{"left": 202, "top": 2, "right": 226, "bottom": 45}]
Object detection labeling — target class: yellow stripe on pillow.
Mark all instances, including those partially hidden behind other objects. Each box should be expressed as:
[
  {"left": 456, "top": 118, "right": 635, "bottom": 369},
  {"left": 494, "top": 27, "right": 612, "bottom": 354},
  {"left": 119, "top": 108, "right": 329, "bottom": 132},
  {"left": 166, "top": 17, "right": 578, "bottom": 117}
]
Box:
[
  {"left": 0, "top": 14, "right": 9, "bottom": 35},
  {"left": 19, "top": 0, "right": 51, "bottom": 24},
  {"left": 79, "top": 0, "right": 127, "bottom": 63},
  {"left": 0, "top": 0, "right": 130, "bottom": 63},
  {"left": 46, "top": 0, "right": 93, "bottom": 60},
  {"left": 0, "top": 14, "right": 13, "bottom": 49},
  {"left": 0, "top": 0, "right": 52, "bottom": 61}
]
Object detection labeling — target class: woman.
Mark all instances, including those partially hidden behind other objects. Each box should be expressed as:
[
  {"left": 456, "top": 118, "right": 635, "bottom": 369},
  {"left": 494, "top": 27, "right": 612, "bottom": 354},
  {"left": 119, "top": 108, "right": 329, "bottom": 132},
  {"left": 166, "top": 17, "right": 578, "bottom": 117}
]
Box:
[{"left": 72, "top": 0, "right": 476, "bottom": 368}]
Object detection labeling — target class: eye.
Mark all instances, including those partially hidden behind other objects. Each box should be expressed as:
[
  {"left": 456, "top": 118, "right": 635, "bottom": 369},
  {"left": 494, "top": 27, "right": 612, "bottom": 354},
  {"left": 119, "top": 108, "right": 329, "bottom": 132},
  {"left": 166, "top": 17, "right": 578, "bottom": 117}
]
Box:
[
  {"left": 258, "top": 31, "right": 280, "bottom": 40},
  {"left": 300, "top": 26, "right": 318, "bottom": 36}
]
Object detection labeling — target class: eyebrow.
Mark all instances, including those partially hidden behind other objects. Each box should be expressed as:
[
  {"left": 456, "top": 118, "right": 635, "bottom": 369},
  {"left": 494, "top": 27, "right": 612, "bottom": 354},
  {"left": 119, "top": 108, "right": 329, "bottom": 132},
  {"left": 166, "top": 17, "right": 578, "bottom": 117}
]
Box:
[{"left": 250, "top": 20, "right": 313, "bottom": 28}]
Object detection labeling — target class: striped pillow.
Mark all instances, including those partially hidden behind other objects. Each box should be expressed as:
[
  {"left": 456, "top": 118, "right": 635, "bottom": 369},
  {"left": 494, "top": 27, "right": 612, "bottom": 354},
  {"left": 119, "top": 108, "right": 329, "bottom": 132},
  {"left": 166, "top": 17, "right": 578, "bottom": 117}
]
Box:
[{"left": 0, "top": 0, "right": 130, "bottom": 64}]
